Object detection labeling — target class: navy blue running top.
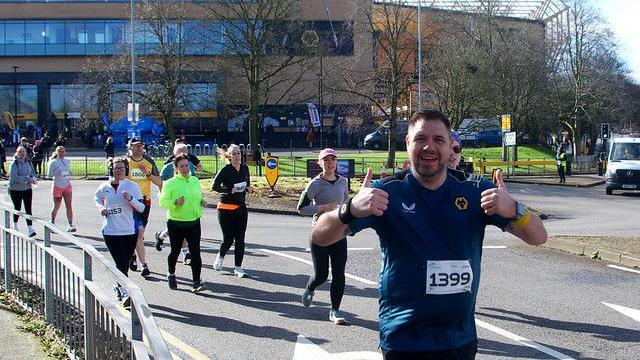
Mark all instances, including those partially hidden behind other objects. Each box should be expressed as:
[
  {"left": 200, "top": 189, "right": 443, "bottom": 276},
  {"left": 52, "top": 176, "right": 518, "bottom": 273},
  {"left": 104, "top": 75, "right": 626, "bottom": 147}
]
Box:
[{"left": 350, "top": 168, "right": 510, "bottom": 352}]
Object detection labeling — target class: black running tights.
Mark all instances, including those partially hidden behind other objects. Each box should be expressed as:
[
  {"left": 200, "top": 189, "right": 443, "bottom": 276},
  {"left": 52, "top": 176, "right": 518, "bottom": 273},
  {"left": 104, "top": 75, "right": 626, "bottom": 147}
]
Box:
[
  {"left": 218, "top": 208, "right": 248, "bottom": 267},
  {"left": 104, "top": 234, "right": 138, "bottom": 277},
  {"left": 167, "top": 219, "right": 202, "bottom": 282},
  {"left": 9, "top": 189, "right": 33, "bottom": 225},
  {"left": 307, "top": 238, "right": 347, "bottom": 311}
]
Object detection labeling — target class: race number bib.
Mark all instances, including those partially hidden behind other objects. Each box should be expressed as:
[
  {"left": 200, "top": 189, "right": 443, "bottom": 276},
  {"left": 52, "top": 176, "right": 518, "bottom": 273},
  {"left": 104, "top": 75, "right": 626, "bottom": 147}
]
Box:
[
  {"left": 233, "top": 181, "right": 247, "bottom": 193},
  {"left": 129, "top": 168, "right": 146, "bottom": 180},
  {"left": 107, "top": 207, "right": 124, "bottom": 216},
  {"left": 426, "top": 260, "right": 473, "bottom": 295}
]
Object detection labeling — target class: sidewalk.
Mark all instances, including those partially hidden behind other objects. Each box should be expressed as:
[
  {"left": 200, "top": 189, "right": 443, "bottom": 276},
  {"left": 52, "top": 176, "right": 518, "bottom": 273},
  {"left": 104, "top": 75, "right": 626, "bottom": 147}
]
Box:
[
  {"left": 503, "top": 174, "right": 604, "bottom": 187},
  {"left": 0, "top": 306, "right": 54, "bottom": 360}
]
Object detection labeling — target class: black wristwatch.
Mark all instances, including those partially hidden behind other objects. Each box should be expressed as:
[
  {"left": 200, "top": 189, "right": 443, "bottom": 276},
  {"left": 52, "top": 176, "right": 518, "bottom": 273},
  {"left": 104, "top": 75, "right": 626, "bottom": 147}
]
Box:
[
  {"left": 338, "top": 198, "right": 356, "bottom": 225},
  {"left": 512, "top": 201, "right": 527, "bottom": 221}
]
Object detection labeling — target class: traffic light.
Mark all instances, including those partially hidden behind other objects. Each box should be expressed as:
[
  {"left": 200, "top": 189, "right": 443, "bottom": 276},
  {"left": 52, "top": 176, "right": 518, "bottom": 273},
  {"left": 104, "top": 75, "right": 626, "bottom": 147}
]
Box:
[{"left": 601, "top": 123, "right": 610, "bottom": 139}]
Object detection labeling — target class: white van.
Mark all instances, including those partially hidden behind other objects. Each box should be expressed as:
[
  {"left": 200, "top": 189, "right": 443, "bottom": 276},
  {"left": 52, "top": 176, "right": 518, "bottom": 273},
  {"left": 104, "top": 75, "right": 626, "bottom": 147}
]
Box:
[{"left": 605, "top": 136, "right": 640, "bottom": 195}]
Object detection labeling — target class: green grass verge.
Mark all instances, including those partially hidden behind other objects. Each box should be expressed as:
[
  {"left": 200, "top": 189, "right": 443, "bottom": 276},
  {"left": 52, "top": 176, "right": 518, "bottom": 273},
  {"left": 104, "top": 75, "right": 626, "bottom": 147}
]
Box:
[
  {"left": 54, "top": 146, "right": 558, "bottom": 178},
  {"left": 0, "top": 291, "right": 68, "bottom": 360}
]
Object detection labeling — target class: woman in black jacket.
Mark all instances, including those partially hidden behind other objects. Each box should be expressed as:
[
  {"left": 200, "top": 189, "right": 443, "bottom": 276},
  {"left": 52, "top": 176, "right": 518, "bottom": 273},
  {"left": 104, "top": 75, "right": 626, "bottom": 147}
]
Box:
[{"left": 211, "top": 144, "right": 253, "bottom": 278}]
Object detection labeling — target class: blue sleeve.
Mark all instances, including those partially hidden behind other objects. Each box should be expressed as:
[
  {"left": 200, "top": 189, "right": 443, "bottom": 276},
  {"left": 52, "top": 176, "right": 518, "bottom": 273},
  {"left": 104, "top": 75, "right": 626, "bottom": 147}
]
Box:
[
  {"left": 479, "top": 178, "right": 511, "bottom": 230},
  {"left": 348, "top": 180, "right": 383, "bottom": 235}
]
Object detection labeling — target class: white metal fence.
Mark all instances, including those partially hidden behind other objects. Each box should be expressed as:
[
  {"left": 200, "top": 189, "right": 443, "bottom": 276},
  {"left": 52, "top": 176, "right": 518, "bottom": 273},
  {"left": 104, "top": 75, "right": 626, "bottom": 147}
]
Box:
[{"left": 0, "top": 206, "right": 171, "bottom": 360}]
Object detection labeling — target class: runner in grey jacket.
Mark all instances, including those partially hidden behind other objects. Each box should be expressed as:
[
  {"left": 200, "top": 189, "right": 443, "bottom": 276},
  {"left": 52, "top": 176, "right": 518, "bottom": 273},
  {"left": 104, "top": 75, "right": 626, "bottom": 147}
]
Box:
[
  {"left": 8, "top": 146, "right": 37, "bottom": 236},
  {"left": 297, "top": 148, "right": 350, "bottom": 325}
]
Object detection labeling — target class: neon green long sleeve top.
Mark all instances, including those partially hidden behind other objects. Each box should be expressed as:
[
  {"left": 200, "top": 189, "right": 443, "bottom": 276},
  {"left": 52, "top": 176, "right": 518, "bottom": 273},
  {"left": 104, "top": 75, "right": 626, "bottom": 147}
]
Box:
[{"left": 159, "top": 174, "right": 204, "bottom": 222}]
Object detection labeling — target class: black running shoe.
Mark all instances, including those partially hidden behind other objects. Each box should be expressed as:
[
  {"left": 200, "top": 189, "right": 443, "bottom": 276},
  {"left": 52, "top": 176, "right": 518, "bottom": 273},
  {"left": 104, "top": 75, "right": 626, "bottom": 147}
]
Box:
[
  {"left": 122, "top": 296, "right": 131, "bottom": 309},
  {"left": 168, "top": 274, "right": 177, "bottom": 290},
  {"left": 154, "top": 232, "right": 164, "bottom": 251},
  {"left": 141, "top": 264, "right": 150, "bottom": 277},
  {"left": 192, "top": 280, "right": 206, "bottom": 293},
  {"left": 129, "top": 255, "right": 138, "bottom": 272}
]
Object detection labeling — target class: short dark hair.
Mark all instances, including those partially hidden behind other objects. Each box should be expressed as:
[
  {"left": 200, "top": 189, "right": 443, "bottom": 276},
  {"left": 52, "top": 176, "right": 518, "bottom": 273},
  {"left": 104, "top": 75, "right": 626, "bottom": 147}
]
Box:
[
  {"left": 173, "top": 152, "right": 190, "bottom": 166},
  {"left": 409, "top": 109, "right": 451, "bottom": 130}
]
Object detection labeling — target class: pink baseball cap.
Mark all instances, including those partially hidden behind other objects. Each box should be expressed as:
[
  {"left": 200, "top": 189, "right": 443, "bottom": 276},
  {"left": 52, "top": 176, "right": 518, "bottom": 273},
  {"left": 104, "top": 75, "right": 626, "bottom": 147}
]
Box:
[{"left": 318, "top": 148, "right": 337, "bottom": 160}]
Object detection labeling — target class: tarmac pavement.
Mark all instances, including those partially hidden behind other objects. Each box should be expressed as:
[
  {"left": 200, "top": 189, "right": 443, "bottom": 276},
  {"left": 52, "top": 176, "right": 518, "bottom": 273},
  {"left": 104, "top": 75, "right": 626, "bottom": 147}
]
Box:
[{"left": 1, "top": 172, "right": 637, "bottom": 358}]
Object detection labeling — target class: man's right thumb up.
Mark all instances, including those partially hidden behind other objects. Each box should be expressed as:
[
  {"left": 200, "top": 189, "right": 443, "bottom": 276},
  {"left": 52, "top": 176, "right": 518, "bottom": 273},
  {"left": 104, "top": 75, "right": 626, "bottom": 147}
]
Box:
[{"left": 362, "top": 167, "right": 373, "bottom": 188}]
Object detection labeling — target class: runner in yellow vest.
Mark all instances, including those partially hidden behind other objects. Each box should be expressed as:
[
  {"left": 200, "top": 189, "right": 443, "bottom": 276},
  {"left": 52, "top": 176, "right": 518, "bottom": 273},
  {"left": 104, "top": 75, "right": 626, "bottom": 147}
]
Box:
[{"left": 127, "top": 137, "right": 162, "bottom": 277}]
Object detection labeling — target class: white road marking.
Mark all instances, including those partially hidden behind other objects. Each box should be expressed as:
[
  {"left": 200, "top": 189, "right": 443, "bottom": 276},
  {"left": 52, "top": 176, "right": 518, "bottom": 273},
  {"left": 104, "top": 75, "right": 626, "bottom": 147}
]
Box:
[
  {"left": 259, "top": 248, "right": 378, "bottom": 286},
  {"left": 262, "top": 248, "right": 575, "bottom": 360},
  {"left": 293, "top": 335, "right": 382, "bottom": 360},
  {"left": 602, "top": 302, "right": 640, "bottom": 324},
  {"left": 607, "top": 264, "right": 640, "bottom": 275},
  {"left": 483, "top": 245, "right": 507, "bottom": 249},
  {"left": 475, "top": 319, "right": 576, "bottom": 360},
  {"left": 304, "top": 247, "right": 374, "bottom": 252}
]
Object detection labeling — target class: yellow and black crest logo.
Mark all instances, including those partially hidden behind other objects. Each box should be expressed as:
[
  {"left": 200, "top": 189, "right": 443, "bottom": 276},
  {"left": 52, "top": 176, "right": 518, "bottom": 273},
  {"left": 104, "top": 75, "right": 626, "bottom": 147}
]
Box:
[{"left": 455, "top": 196, "right": 468, "bottom": 211}]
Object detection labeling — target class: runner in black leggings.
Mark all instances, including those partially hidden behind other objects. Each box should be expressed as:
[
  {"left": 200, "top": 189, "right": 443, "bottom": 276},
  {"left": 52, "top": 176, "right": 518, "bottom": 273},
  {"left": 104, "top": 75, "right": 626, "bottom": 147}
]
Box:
[
  {"left": 212, "top": 144, "right": 253, "bottom": 278},
  {"left": 297, "top": 148, "right": 350, "bottom": 325},
  {"left": 94, "top": 157, "right": 145, "bottom": 307},
  {"left": 8, "top": 145, "right": 37, "bottom": 237}
]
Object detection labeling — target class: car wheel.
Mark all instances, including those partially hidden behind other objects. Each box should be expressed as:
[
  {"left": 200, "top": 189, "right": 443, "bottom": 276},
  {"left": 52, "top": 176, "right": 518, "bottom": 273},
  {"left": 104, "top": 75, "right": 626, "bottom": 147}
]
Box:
[{"left": 606, "top": 188, "right": 613, "bottom": 195}]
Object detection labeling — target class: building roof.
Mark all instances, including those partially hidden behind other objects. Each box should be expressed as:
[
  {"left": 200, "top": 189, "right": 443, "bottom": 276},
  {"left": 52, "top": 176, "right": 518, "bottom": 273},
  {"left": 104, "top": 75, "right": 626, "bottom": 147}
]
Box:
[{"left": 376, "top": 0, "right": 567, "bottom": 21}]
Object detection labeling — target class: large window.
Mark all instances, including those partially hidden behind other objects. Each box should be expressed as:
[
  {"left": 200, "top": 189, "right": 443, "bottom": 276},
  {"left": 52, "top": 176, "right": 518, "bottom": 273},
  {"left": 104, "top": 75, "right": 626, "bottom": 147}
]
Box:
[
  {"left": 0, "top": 19, "right": 354, "bottom": 57},
  {"left": 49, "top": 84, "right": 97, "bottom": 115},
  {"left": 0, "top": 85, "right": 38, "bottom": 120}
]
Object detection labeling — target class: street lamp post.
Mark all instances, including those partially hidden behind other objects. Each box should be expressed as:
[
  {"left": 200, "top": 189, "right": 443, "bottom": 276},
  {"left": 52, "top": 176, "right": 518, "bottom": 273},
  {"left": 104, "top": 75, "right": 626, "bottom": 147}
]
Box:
[
  {"left": 12, "top": 66, "right": 19, "bottom": 118},
  {"left": 417, "top": 0, "right": 423, "bottom": 109},
  {"left": 130, "top": 0, "right": 136, "bottom": 124},
  {"left": 318, "top": 46, "right": 324, "bottom": 148}
]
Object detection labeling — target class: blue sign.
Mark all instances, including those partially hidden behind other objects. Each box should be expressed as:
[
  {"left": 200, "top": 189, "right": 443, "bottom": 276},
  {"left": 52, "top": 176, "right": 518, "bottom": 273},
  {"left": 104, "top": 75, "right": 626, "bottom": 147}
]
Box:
[{"left": 266, "top": 158, "right": 278, "bottom": 169}]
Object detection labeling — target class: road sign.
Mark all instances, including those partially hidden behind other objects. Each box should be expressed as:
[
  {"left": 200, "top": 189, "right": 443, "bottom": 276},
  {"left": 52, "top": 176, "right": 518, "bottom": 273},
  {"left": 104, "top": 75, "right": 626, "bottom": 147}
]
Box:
[
  {"left": 127, "top": 103, "right": 139, "bottom": 123},
  {"left": 501, "top": 114, "right": 511, "bottom": 133},
  {"left": 264, "top": 156, "right": 279, "bottom": 191},
  {"left": 504, "top": 131, "right": 516, "bottom": 146},
  {"left": 601, "top": 123, "right": 610, "bottom": 139}
]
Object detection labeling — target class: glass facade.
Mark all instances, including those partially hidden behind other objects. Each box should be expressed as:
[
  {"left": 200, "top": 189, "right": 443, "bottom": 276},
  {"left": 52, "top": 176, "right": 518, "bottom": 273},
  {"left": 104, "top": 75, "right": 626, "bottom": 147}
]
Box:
[
  {"left": 0, "top": 19, "right": 353, "bottom": 57},
  {"left": 0, "top": 85, "right": 38, "bottom": 120},
  {"left": 49, "top": 84, "right": 98, "bottom": 114},
  {"left": 109, "top": 83, "right": 217, "bottom": 117}
]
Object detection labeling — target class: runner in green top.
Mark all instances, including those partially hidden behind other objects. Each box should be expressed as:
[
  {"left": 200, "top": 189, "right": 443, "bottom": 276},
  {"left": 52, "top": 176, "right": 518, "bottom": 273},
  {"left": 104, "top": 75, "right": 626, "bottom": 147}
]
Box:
[{"left": 158, "top": 154, "right": 207, "bottom": 292}]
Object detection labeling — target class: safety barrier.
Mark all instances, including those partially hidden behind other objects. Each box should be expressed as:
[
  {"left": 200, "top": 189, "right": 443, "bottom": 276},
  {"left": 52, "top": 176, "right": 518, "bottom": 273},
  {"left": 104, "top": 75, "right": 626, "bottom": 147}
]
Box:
[{"left": 0, "top": 206, "right": 171, "bottom": 360}]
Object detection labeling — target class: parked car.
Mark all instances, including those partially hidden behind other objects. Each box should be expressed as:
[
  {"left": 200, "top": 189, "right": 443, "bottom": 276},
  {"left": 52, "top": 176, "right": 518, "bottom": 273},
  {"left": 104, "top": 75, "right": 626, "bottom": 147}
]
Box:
[
  {"left": 363, "top": 120, "right": 408, "bottom": 150},
  {"left": 474, "top": 129, "right": 502, "bottom": 147}
]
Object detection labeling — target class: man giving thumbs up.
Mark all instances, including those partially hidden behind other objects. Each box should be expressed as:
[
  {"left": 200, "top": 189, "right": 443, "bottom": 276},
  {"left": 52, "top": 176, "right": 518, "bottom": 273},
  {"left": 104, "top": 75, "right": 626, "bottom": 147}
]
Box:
[{"left": 312, "top": 109, "right": 547, "bottom": 360}]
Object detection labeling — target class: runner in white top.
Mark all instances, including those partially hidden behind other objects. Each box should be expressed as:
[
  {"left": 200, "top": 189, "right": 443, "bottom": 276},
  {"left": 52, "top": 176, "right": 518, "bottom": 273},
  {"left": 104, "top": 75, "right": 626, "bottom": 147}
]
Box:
[
  {"left": 47, "top": 146, "right": 75, "bottom": 231},
  {"left": 94, "top": 157, "right": 145, "bottom": 307}
]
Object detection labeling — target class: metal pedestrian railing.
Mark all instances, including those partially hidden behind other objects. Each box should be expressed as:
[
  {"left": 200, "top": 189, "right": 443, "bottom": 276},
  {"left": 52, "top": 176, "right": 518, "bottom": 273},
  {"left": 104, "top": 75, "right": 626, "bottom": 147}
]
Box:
[{"left": 0, "top": 206, "right": 171, "bottom": 360}]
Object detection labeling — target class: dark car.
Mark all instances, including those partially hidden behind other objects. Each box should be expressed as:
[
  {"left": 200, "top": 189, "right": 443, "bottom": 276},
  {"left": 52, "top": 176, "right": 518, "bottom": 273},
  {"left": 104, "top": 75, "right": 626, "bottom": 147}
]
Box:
[{"left": 474, "top": 129, "right": 502, "bottom": 147}]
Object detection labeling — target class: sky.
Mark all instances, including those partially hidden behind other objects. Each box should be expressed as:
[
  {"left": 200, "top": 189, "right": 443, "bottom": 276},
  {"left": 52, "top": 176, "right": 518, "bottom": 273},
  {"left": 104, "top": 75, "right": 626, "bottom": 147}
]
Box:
[{"left": 594, "top": 0, "right": 640, "bottom": 83}]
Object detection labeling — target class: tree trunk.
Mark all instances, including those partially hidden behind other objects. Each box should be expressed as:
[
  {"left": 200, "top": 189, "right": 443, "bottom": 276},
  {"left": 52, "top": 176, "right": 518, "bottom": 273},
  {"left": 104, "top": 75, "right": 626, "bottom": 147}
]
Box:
[{"left": 386, "top": 97, "right": 398, "bottom": 170}]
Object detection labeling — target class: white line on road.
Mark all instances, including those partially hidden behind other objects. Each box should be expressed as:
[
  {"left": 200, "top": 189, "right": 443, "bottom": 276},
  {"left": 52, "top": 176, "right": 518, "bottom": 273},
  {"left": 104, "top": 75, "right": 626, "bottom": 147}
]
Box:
[
  {"left": 607, "top": 264, "right": 640, "bottom": 275},
  {"left": 602, "top": 302, "right": 640, "bottom": 324},
  {"left": 304, "top": 247, "right": 374, "bottom": 252},
  {"left": 260, "top": 248, "right": 577, "bottom": 360},
  {"left": 483, "top": 245, "right": 508, "bottom": 249},
  {"left": 259, "top": 248, "right": 378, "bottom": 286},
  {"left": 475, "top": 319, "right": 576, "bottom": 360}
]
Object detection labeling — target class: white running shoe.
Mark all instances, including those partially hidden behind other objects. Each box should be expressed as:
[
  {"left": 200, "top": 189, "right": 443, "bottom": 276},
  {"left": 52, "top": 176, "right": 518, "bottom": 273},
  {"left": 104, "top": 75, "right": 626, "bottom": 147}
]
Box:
[
  {"left": 213, "top": 254, "right": 224, "bottom": 271},
  {"left": 329, "top": 309, "right": 348, "bottom": 325},
  {"left": 27, "top": 225, "right": 36, "bottom": 237},
  {"left": 234, "top": 266, "right": 247, "bottom": 278},
  {"left": 67, "top": 225, "right": 76, "bottom": 233}
]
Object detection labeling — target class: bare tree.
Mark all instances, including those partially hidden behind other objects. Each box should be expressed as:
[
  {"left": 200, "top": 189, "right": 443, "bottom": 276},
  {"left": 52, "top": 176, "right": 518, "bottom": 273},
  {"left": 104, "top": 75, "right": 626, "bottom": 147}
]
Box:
[
  {"left": 78, "top": 0, "right": 207, "bottom": 142},
  {"left": 333, "top": 0, "right": 416, "bottom": 168},
  {"left": 199, "top": 0, "right": 311, "bottom": 150}
]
